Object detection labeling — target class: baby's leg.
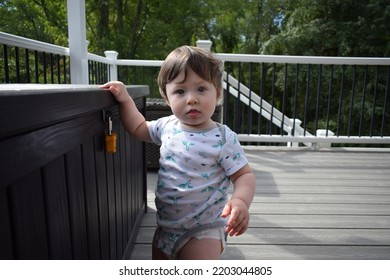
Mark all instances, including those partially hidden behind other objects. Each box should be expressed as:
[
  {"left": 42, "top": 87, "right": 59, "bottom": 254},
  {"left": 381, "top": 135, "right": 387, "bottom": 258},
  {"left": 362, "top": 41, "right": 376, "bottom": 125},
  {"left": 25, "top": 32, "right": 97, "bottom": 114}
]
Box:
[
  {"left": 152, "top": 228, "right": 170, "bottom": 260},
  {"left": 152, "top": 243, "right": 169, "bottom": 260},
  {"left": 177, "top": 238, "right": 223, "bottom": 260}
]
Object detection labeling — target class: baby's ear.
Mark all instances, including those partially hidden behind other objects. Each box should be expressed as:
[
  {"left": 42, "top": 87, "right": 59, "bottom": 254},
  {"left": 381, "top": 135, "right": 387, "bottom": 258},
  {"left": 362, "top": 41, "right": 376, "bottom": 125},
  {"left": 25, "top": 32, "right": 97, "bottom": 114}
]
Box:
[
  {"left": 216, "top": 88, "right": 224, "bottom": 105},
  {"left": 163, "top": 96, "right": 170, "bottom": 105},
  {"left": 159, "top": 89, "right": 170, "bottom": 105}
]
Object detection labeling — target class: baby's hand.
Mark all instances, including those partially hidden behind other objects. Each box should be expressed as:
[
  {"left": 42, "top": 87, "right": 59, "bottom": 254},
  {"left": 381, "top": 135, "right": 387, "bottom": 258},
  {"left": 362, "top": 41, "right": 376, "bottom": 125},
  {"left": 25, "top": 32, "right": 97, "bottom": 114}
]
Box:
[
  {"left": 100, "top": 81, "right": 131, "bottom": 104},
  {"left": 221, "top": 198, "right": 250, "bottom": 236}
]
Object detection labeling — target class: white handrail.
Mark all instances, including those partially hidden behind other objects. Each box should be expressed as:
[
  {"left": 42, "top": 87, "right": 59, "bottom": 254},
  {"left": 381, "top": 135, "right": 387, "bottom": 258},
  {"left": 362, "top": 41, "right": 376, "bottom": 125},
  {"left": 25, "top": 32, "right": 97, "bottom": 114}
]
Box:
[
  {"left": 87, "top": 53, "right": 111, "bottom": 64},
  {"left": 217, "top": 53, "right": 390, "bottom": 65},
  {"left": 0, "top": 32, "right": 114, "bottom": 65},
  {"left": 0, "top": 32, "right": 69, "bottom": 56},
  {"left": 238, "top": 134, "right": 390, "bottom": 144},
  {"left": 116, "top": 59, "right": 164, "bottom": 67}
]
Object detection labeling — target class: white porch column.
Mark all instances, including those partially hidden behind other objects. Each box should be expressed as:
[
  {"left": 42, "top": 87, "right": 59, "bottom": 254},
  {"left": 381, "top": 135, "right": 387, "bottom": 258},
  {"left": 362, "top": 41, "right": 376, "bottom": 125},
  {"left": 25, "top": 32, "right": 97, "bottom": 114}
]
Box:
[
  {"left": 104, "top": 51, "right": 119, "bottom": 81},
  {"left": 67, "top": 0, "right": 89, "bottom": 84}
]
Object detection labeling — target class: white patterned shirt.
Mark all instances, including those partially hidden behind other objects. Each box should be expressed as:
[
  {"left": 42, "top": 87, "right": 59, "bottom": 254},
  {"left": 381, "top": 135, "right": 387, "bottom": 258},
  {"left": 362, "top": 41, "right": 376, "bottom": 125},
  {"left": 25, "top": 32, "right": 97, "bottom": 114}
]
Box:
[{"left": 148, "top": 115, "right": 248, "bottom": 232}]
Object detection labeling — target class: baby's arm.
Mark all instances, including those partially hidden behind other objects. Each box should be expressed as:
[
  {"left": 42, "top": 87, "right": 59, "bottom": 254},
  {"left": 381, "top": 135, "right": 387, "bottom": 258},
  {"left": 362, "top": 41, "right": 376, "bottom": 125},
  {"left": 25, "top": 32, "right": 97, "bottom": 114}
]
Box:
[
  {"left": 100, "top": 81, "right": 151, "bottom": 142},
  {"left": 221, "top": 164, "right": 255, "bottom": 236}
]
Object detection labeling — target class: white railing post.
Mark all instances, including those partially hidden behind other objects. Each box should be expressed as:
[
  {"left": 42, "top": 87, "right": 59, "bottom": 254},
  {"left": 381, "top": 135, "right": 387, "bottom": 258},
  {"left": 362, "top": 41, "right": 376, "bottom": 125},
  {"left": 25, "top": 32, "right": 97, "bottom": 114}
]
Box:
[
  {"left": 196, "top": 40, "right": 213, "bottom": 50},
  {"left": 67, "top": 0, "right": 89, "bottom": 84},
  {"left": 104, "top": 51, "right": 119, "bottom": 81},
  {"left": 288, "top": 119, "right": 302, "bottom": 147},
  {"left": 314, "top": 129, "right": 335, "bottom": 149}
]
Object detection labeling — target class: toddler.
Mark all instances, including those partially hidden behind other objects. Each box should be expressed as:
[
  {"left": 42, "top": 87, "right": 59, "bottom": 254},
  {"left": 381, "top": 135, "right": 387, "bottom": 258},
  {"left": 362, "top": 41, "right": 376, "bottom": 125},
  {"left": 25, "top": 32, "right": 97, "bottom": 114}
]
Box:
[{"left": 101, "top": 46, "right": 255, "bottom": 259}]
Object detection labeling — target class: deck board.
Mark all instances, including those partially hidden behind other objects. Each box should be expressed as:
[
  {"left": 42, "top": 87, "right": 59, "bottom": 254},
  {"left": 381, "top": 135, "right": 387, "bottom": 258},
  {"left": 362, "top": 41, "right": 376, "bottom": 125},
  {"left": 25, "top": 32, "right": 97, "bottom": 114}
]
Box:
[{"left": 130, "top": 147, "right": 390, "bottom": 259}]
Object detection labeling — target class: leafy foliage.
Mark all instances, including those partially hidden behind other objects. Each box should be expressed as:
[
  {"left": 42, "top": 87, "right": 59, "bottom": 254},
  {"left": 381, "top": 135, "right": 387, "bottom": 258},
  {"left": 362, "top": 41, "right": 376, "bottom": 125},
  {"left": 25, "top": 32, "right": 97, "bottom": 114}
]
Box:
[
  {"left": 1, "top": 0, "right": 389, "bottom": 140},
  {"left": 1, "top": 0, "right": 388, "bottom": 57}
]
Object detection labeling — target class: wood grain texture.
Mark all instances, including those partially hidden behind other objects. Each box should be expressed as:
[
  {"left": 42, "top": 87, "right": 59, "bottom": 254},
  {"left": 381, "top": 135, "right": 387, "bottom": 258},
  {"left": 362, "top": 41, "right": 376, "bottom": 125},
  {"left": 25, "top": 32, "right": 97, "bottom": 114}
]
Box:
[
  {"left": 131, "top": 147, "right": 390, "bottom": 260},
  {"left": 0, "top": 85, "right": 149, "bottom": 259}
]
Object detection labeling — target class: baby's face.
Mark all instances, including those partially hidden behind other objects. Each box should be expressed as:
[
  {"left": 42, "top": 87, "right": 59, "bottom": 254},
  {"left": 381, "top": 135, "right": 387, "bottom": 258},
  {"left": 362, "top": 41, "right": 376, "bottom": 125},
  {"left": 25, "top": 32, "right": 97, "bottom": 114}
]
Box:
[{"left": 165, "top": 68, "right": 218, "bottom": 131}]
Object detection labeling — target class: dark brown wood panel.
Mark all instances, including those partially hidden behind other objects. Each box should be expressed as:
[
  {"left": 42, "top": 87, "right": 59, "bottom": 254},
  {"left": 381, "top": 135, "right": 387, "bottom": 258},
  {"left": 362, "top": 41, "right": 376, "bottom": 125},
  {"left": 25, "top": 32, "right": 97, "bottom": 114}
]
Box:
[
  {"left": 65, "top": 146, "right": 89, "bottom": 259},
  {"left": 9, "top": 170, "right": 49, "bottom": 259},
  {"left": 104, "top": 147, "right": 117, "bottom": 260},
  {"left": 0, "top": 112, "right": 104, "bottom": 189},
  {"left": 0, "top": 85, "right": 148, "bottom": 260},
  {"left": 0, "top": 188, "right": 14, "bottom": 259},
  {"left": 112, "top": 116, "right": 126, "bottom": 258},
  {"left": 81, "top": 138, "right": 101, "bottom": 259},
  {"left": 42, "top": 157, "right": 73, "bottom": 259},
  {"left": 122, "top": 129, "right": 130, "bottom": 248},
  {"left": 0, "top": 84, "right": 148, "bottom": 138},
  {"left": 94, "top": 134, "right": 110, "bottom": 260},
  {"left": 115, "top": 122, "right": 126, "bottom": 257}
]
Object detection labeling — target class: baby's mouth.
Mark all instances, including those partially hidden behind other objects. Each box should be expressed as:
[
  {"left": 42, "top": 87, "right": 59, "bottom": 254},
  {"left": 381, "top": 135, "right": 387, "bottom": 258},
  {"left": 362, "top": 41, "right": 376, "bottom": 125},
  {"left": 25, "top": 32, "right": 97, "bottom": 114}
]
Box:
[{"left": 187, "top": 109, "right": 201, "bottom": 117}]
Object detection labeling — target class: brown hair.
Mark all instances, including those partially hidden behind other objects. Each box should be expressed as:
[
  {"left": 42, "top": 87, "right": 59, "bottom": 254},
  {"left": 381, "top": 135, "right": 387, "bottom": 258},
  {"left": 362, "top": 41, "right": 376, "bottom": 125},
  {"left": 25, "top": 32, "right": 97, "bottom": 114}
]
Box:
[{"left": 157, "top": 46, "right": 223, "bottom": 104}]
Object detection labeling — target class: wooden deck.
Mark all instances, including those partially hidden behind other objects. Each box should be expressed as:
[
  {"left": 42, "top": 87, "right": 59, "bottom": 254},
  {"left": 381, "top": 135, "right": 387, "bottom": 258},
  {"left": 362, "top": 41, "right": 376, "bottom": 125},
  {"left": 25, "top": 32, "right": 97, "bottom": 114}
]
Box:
[{"left": 130, "top": 147, "right": 390, "bottom": 260}]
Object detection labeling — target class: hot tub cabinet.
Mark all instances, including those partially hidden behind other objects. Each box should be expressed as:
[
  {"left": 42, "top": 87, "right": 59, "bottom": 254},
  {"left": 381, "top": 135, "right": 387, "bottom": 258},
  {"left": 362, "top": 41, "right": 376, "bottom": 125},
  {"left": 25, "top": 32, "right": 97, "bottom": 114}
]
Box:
[{"left": 0, "top": 85, "right": 148, "bottom": 260}]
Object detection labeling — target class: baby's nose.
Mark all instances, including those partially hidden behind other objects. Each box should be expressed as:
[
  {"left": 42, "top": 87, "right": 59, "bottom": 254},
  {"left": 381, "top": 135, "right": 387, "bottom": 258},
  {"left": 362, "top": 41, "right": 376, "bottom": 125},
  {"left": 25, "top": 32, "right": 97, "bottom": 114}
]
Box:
[{"left": 186, "top": 92, "right": 199, "bottom": 104}]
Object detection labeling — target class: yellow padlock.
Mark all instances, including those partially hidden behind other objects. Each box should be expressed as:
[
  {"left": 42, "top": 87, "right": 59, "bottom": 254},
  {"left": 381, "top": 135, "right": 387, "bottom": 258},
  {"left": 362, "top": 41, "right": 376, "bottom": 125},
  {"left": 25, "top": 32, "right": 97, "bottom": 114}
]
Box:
[
  {"left": 105, "top": 132, "right": 117, "bottom": 153},
  {"left": 105, "top": 116, "right": 117, "bottom": 153}
]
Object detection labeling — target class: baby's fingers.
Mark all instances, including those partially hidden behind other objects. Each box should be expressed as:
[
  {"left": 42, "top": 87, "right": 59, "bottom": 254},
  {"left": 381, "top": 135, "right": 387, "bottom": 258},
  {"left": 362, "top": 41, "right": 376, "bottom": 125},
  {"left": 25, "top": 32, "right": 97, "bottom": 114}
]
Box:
[
  {"left": 227, "top": 208, "right": 240, "bottom": 225},
  {"left": 226, "top": 208, "right": 241, "bottom": 235},
  {"left": 232, "top": 217, "right": 249, "bottom": 236},
  {"left": 221, "top": 203, "right": 231, "bottom": 218}
]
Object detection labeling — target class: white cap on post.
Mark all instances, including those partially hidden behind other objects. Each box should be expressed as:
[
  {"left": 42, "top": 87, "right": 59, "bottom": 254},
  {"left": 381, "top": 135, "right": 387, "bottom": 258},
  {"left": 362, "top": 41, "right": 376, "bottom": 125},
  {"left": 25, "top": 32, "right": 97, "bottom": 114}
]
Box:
[
  {"left": 105, "top": 51, "right": 119, "bottom": 81},
  {"left": 196, "top": 40, "right": 212, "bottom": 50}
]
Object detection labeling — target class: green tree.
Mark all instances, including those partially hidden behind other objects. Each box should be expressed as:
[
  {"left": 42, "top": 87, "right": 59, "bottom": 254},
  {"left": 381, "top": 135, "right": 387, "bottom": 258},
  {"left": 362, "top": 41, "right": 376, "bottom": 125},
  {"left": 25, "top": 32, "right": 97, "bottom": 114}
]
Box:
[
  {"left": 0, "top": 0, "right": 67, "bottom": 46},
  {"left": 260, "top": 0, "right": 390, "bottom": 57}
]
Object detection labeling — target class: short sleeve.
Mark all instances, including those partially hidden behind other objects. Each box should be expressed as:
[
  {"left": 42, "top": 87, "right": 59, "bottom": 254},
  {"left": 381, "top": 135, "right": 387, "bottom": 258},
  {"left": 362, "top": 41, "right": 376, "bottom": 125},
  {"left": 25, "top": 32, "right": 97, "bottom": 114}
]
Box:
[
  {"left": 147, "top": 115, "right": 175, "bottom": 145},
  {"left": 219, "top": 126, "right": 248, "bottom": 176}
]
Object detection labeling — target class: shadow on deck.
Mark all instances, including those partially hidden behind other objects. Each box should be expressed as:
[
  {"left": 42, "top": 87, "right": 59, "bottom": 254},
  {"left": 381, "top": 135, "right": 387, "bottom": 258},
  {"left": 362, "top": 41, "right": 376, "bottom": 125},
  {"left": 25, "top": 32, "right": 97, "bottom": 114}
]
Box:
[{"left": 130, "top": 147, "right": 390, "bottom": 260}]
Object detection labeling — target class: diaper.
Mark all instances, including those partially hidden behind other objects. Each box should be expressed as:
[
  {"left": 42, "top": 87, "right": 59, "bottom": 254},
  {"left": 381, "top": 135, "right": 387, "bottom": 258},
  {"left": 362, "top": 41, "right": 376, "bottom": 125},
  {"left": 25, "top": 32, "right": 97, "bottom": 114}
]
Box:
[{"left": 153, "top": 222, "right": 227, "bottom": 259}]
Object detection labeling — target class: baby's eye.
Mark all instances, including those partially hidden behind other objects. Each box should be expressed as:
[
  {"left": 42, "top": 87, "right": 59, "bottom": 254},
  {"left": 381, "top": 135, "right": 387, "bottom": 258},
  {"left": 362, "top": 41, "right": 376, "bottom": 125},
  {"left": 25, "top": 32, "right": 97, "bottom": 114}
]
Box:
[
  {"left": 175, "top": 89, "right": 185, "bottom": 95},
  {"left": 197, "top": 86, "right": 206, "bottom": 93}
]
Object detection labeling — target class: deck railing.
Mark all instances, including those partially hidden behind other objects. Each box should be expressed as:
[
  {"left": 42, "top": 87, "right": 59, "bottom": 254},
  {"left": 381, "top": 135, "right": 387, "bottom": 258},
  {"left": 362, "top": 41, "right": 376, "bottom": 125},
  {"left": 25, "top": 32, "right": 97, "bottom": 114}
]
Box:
[{"left": 1, "top": 32, "right": 390, "bottom": 147}]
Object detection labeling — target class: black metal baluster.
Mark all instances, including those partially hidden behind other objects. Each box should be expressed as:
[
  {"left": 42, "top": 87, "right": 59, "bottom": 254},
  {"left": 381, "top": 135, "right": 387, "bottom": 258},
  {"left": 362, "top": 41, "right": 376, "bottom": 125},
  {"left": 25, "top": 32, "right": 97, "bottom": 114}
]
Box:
[
  {"left": 43, "top": 52, "right": 47, "bottom": 84},
  {"left": 15, "top": 47, "right": 20, "bottom": 82},
  {"left": 63, "top": 56, "right": 67, "bottom": 83},
  {"left": 347, "top": 65, "right": 357, "bottom": 137},
  {"left": 270, "top": 63, "right": 276, "bottom": 136},
  {"left": 315, "top": 64, "right": 322, "bottom": 135},
  {"left": 325, "top": 64, "right": 334, "bottom": 136},
  {"left": 234, "top": 62, "right": 241, "bottom": 132},
  {"left": 292, "top": 64, "right": 299, "bottom": 136},
  {"left": 34, "top": 50, "right": 39, "bottom": 83},
  {"left": 97, "top": 61, "right": 101, "bottom": 83},
  {"left": 369, "top": 66, "right": 379, "bottom": 137},
  {"left": 336, "top": 65, "right": 345, "bottom": 137},
  {"left": 259, "top": 63, "right": 265, "bottom": 135},
  {"left": 281, "top": 63, "right": 287, "bottom": 136},
  {"left": 88, "top": 60, "right": 93, "bottom": 84},
  {"left": 50, "top": 53, "right": 54, "bottom": 83},
  {"left": 3, "top": 45, "right": 10, "bottom": 83},
  {"left": 303, "top": 64, "right": 311, "bottom": 136},
  {"left": 247, "top": 63, "right": 253, "bottom": 134},
  {"left": 380, "top": 66, "right": 390, "bottom": 137},
  {"left": 25, "top": 49, "right": 30, "bottom": 83},
  {"left": 358, "top": 65, "right": 369, "bottom": 137},
  {"left": 56, "top": 55, "right": 61, "bottom": 84}
]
